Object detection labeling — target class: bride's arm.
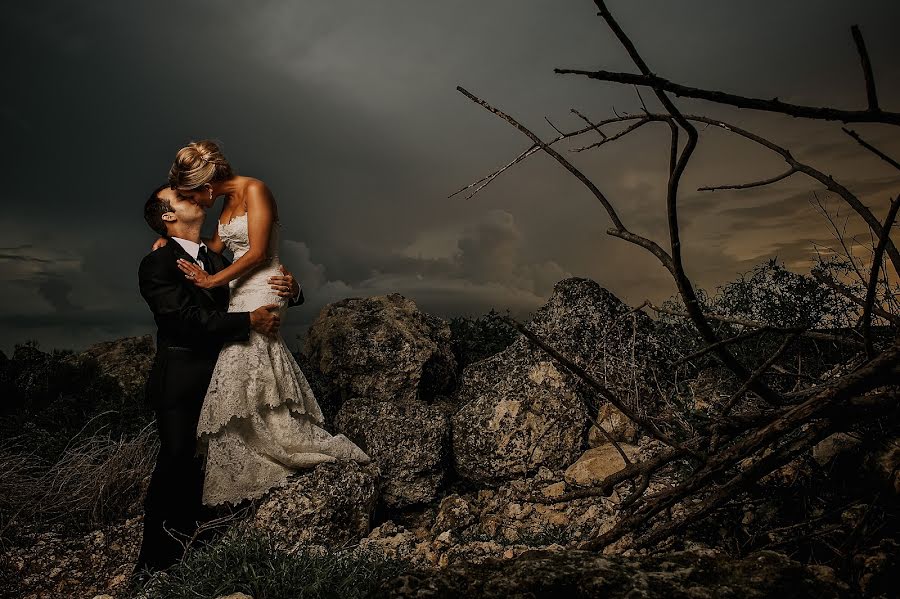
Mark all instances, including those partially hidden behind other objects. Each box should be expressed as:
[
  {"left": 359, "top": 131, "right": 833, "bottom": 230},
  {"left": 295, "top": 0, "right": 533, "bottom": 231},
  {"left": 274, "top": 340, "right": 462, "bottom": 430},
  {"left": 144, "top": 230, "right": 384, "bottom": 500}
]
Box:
[
  {"left": 204, "top": 227, "right": 225, "bottom": 254},
  {"left": 178, "top": 181, "right": 275, "bottom": 288}
]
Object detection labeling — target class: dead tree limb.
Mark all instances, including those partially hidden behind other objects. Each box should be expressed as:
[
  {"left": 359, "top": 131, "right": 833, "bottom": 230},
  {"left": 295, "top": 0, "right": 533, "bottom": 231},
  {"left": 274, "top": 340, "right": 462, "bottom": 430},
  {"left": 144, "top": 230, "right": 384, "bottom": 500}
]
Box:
[
  {"left": 556, "top": 23, "right": 896, "bottom": 125},
  {"left": 842, "top": 127, "right": 900, "bottom": 172},
  {"left": 850, "top": 25, "right": 880, "bottom": 112},
  {"left": 554, "top": 67, "right": 900, "bottom": 125},
  {"left": 579, "top": 338, "right": 900, "bottom": 550},
  {"left": 863, "top": 195, "right": 900, "bottom": 357},
  {"left": 595, "top": 0, "right": 784, "bottom": 406}
]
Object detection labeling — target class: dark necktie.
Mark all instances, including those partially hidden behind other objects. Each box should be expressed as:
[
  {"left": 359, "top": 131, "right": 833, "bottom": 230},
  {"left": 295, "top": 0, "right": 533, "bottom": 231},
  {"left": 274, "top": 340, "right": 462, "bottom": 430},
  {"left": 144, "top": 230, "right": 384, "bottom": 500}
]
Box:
[{"left": 197, "top": 245, "right": 209, "bottom": 271}]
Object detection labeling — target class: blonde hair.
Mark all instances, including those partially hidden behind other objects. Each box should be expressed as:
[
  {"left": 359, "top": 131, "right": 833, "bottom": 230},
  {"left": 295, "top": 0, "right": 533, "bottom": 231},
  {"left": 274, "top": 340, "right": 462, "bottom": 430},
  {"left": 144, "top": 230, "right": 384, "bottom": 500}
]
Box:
[{"left": 168, "top": 140, "right": 235, "bottom": 190}]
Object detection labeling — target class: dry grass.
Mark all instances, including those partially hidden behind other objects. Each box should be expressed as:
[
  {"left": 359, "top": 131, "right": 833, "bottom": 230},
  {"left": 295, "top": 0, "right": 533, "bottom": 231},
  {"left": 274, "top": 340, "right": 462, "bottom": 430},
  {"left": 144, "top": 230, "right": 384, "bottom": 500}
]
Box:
[{"left": 0, "top": 417, "right": 158, "bottom": 546}]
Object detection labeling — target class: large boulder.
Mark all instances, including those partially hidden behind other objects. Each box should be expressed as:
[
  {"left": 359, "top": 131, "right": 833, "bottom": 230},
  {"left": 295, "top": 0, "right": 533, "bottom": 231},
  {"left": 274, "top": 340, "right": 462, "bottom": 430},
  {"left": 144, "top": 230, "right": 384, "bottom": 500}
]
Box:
[
  {"left": 305, "top": 294, "right": 457, "bottom": 406},
  {"left": 452, "top": 358, "right": 587, "bottom": 484},
  {"left": 75, "top": 335, "right": 155, "bottom": 397},
  {"left": 375, "top": 548, "right": 850, "bottom": 598},
  {"left": 335, "top": 397, "right": 451, "bottom": 508},
  {"left": 452, "top": 278, "right": 661, "bottom": 485},
  {"left": 250, "top": 460, "right": 380, "bottom": 552}
]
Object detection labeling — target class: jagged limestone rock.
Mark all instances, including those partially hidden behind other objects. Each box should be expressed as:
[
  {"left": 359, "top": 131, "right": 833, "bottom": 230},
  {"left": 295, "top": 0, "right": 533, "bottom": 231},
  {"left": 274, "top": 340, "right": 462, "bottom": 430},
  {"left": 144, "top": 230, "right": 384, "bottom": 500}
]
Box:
[
  {"left": 452, "top": 278, "right": 662, "bottom": 485},
  {"left": 250, "top": 460, "right": 380, "bottom": 552},
  {"left": 375, "top": 548, "right": 850, "bottom": 598},
  {"left": 335, "top": 397, "right": 451, "bottom": 508},
  {"left": 74, "top": 335, "right": 156, "bottom": 397},
  {"left": 305, "top": 293, "right": 457, "bottom": 405}
]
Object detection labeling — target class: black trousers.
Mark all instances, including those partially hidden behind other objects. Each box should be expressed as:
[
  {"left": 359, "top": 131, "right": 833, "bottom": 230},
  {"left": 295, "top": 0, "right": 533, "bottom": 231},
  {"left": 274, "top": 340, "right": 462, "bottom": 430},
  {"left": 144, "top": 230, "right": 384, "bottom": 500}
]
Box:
[{"left": 135, "top": 350, "right": 217, "bottom": 573}]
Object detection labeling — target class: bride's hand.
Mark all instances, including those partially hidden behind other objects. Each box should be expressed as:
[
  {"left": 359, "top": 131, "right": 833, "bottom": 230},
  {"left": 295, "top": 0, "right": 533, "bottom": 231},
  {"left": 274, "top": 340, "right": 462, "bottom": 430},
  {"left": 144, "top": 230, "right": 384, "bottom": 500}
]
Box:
[
  {"left": 152, "top": 237, "right": 168, "bottom": 251},
  {"left": 177, "top": 259, "right": 215, "bottom": 288}
]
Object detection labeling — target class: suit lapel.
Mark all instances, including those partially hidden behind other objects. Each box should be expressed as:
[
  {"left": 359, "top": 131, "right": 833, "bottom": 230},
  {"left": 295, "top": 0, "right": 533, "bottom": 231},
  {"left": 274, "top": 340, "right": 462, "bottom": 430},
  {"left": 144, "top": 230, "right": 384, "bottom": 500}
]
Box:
[{"left": 204, "top": 251, "right": 231, "bottom": 308}]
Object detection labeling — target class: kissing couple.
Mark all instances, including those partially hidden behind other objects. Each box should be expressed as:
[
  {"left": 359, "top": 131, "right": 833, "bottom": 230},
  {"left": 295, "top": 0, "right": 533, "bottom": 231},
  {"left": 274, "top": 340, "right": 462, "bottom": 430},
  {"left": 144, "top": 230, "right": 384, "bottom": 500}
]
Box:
[{"left": 134, "top": 140, "right": 370, "bottom": 576}]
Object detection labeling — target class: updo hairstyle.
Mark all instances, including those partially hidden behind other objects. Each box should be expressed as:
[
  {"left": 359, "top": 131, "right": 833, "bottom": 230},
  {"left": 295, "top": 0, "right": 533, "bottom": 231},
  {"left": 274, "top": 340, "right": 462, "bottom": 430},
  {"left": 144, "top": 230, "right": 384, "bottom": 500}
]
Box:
[{"left": 168, "top": 140, "right": 235, "bottom": 190}]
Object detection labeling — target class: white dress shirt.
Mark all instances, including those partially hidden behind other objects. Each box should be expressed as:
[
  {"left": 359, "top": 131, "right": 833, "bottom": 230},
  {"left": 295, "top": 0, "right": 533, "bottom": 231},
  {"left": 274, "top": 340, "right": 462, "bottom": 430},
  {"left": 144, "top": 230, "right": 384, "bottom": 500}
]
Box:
[
  {"left": 171, "top": 236, "right": 301, "bottom": 301},
  {"left": 171, "top": 237, "right": 207, "bottom": 270}
]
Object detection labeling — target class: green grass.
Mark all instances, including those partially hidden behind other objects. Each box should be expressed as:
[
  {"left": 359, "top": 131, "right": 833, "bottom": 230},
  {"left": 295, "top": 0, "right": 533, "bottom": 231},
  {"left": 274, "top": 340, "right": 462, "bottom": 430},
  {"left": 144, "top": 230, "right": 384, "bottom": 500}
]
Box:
[{"left": 131, "top": 528, "right": 413, "bottom": 599}]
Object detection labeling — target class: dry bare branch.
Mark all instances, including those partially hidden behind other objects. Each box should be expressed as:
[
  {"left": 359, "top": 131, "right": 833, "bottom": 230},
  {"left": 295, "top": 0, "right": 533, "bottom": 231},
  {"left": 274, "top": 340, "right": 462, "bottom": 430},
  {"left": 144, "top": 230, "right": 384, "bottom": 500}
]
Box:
[
  {"left": 842, "top": 127, "right": 900, "bottom": 171},
  {"left": 850, "top": 25, "right": 880, "bottom": 112},
  {"left": 863, "top": 195, "right": 900, "bottom": 356},
  {"left": 698, "top": 167, "right": 798, "bottom": 192}
]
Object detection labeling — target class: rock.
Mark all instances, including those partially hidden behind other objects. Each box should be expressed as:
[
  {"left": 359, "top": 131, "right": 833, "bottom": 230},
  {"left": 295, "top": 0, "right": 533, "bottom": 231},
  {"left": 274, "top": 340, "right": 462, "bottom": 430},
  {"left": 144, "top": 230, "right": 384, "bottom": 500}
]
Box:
[
  {"left": 564, "top": 444, "right": 640, "bottom": 486},
  {"left": 812, "top": 433, "right": 862, "bottom": 467},
  {"left": 452, "top": 358, "right": 587, "bottom": 484},
  {"left": 305, "top": 293, "right": 457, "bottom": 405},
  {"left": 588, "top": 404, "right": 638, "bottom": 447},
  {"left": 854, "top": 538, "right": 899, "bottom": 598},
  {"left": 375, "top": 548, "right": 850, "bottom": 598},
  {"left": 452, "top": 278, "right": 663, "bottom": 485},
  {"left": 335, "top": 397, "right": 451, "bottom": 508},
  {"left": 359, "top": 521, "right": 434, "bottom": 567},
  {"left": 292, "top": 349, "right": 343, "bottom": 426},
  {"left": 75, "top": 335, "right": 156, "bottom": 397},
  {"left": 456, "top": 470, "right": 617, "bottom": 549},
  {"left": 6, "top": 516, "right": 143, "bottom": 598},
  {"left": 869, "top": 436, "right": 900, "bottom": 495},
  {"left": 431, "top": 494, "right": 477, "bottom": 535},
  {"left": 250, "top": 460, "right": 380, "bottom": 552}
]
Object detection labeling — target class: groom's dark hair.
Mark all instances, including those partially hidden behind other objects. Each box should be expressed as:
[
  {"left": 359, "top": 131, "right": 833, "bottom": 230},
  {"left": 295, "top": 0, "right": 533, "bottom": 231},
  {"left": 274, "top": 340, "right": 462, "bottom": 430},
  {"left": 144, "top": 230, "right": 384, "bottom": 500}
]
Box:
[{"left": 144, "top": 183, "right": 174, "bottom": 236}]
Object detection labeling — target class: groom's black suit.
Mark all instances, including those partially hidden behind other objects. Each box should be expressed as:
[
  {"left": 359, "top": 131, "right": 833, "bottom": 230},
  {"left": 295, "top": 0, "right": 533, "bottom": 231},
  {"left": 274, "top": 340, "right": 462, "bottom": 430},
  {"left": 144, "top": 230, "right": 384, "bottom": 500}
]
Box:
[{"left": 135, "top": 238, "right": 302, "bottom": 572}]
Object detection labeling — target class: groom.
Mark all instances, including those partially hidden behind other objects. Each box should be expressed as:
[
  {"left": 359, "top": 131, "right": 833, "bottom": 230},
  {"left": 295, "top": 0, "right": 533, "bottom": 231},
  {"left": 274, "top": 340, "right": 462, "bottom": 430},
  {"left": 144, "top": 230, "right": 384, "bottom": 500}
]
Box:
[{"left": 134, "top": 183, "right": 304, "bottom": 576}]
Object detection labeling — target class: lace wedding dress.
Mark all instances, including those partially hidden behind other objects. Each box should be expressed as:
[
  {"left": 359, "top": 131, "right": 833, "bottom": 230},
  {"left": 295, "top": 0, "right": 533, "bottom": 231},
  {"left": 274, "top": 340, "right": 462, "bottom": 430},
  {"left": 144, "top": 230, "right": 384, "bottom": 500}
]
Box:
[{"left": 196, "top": 213, "right": 370, "bottom": 507}]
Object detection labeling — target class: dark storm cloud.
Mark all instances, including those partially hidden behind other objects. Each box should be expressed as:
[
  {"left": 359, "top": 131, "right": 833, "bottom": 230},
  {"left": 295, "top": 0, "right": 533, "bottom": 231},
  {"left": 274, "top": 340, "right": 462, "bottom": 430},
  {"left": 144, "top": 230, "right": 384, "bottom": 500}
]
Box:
[{"left": 2, "top": 0, "right": 899, "bottom": 352}]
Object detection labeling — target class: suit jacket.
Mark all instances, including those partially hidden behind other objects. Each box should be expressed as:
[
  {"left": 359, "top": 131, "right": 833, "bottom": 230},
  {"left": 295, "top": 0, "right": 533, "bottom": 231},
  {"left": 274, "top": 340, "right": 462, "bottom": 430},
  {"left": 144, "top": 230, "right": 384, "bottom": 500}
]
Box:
[{"left": 138, "top": 238, "right": 303, "bottom": 409}]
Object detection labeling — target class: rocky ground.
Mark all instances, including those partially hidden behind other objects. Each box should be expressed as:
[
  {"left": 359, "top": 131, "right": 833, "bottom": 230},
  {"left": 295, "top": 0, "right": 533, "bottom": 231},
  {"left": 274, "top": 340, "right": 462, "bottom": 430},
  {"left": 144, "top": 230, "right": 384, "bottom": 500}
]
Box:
[{"left": 2, "top": 277, "right": 897, "bottom": 598}]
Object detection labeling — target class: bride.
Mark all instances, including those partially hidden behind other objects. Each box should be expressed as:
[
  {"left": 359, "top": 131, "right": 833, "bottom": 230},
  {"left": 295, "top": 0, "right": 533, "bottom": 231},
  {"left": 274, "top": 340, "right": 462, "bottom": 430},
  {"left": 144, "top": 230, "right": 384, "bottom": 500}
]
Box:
[{"left": 166, "top": 140, "right": 370, "bottom": 506}]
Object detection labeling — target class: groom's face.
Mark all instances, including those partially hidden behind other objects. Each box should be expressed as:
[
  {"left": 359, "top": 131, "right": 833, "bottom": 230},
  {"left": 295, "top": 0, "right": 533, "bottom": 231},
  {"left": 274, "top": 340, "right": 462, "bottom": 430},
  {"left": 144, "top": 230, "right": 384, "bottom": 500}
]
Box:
[
  {"left": 177, "top": 185, "right": 215, "bottom": 209},
  {"left": 159, "top": 187, "right": 206, "bottom": 229}
]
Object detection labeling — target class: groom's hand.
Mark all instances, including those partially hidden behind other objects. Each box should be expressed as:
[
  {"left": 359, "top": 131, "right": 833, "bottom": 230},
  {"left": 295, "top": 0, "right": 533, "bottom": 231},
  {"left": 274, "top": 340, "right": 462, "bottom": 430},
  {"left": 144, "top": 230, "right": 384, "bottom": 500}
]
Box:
[{"left": 250, "top": 304, "right": 281, "bottom": 337}]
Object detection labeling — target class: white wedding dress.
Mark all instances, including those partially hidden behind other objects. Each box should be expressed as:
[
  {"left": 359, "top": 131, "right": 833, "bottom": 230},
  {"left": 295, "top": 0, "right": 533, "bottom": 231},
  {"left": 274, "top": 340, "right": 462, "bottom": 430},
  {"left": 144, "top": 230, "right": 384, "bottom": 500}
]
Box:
[{"left": 196, "top": 213, "right": 370, "bottom": 507}]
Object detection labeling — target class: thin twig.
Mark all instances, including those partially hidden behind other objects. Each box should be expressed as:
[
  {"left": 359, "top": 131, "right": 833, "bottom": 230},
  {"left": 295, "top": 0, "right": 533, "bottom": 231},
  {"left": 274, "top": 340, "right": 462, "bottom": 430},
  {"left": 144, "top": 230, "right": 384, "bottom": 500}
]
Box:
[
  {"left": 720, "top": 330, "right": 803, "bottom": 417},
  {"left": 811, "top": 271, "right": 900, "bottom": 325},
  {"left": 842, "top": 128, "right": 900, "bottom": 171},
  {"left": 698, "top": 167, "right": 798, "bottom": 191}
]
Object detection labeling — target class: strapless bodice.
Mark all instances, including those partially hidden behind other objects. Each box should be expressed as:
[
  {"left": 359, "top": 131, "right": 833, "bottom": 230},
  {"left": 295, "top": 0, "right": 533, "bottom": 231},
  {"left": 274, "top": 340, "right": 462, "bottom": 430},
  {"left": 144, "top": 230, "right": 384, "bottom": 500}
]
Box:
[{"left": 217, "top": 213, "right": 284, "bottom": 312}]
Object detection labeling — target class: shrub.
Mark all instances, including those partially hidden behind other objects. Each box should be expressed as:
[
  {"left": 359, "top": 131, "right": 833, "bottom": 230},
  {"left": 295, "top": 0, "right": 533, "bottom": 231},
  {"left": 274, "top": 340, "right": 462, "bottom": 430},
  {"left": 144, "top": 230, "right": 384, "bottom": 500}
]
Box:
[
  {"left": 132, "top": 528, "right": 411, "bottom": 599},
  {"left": 0, "top": 424, "right": 157, "bottom": 545},
  {"left": 449, "top": 308, "right": 519, "bottom": 370}
]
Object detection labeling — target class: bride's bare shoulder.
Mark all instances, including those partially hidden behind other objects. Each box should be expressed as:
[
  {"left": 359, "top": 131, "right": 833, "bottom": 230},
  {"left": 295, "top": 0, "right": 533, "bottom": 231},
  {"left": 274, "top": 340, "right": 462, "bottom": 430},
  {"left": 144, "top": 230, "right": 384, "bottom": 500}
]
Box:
[{"left": 237, "top": 176, "right": 271, "bottom": 194}]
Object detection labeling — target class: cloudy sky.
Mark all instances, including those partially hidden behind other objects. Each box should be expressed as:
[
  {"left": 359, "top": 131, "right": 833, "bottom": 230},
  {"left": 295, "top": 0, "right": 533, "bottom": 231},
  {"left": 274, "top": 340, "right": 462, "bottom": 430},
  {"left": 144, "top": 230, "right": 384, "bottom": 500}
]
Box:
[{"left": 2, "top": 0, "right": 899, "bottom": 354}]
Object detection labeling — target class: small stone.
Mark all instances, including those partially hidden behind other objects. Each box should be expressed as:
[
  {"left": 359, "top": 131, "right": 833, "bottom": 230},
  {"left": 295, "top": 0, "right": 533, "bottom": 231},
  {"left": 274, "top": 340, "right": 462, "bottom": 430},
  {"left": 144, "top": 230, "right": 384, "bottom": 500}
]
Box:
[
  {"left": 812, "top": 432, "right": 861, "bottom": 467},
  {"left": 564, "top": 443, "right": 640, "bottom": 486},
  {"left": 541, "top": 481, "right": 566, "bottom": 498}
]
